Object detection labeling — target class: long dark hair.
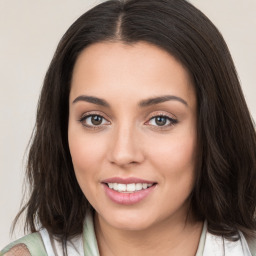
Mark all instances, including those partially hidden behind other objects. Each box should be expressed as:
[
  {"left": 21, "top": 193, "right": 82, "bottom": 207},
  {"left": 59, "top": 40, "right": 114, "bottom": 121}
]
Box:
[{"left": 15, "top": 0, "right": 256, "bottom": 245}]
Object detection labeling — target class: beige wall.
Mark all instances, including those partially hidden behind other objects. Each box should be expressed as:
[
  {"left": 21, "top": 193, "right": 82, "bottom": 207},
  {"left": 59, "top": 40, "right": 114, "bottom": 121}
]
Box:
[{"left": 0, "top": 0, "right": 255, "bottom": 248}]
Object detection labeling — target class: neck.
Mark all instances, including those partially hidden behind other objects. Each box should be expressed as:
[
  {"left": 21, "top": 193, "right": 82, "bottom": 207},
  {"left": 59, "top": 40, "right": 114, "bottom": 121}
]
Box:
[{"left": 94, "top": 211, "right": 203, "bottom": 256}]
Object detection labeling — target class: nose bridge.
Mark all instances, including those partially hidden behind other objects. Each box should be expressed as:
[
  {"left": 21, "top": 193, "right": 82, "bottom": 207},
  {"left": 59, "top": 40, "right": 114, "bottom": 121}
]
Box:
[{"left": 108, "top": 120, "right": 143, "bottom": 167}]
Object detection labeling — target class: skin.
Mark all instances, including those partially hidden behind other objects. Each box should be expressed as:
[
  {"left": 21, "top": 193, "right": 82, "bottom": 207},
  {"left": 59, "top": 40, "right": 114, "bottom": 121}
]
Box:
[{"left": 68, "top": 41, "right": 202, "bottom": 256}]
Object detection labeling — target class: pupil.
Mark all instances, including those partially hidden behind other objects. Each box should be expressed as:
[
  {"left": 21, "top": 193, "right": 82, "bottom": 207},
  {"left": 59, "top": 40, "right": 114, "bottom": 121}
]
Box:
[
  {"left": 156, "top": 116, "right": 166, "bottom": 126},
  {"left": 92, "top": 115, "right": 102, "bottom": 125}
]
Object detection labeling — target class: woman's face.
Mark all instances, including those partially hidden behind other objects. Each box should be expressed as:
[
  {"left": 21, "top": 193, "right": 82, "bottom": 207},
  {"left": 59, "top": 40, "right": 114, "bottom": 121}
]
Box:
[{"left": 68, "top": 41, "right": 197, "bottom": 231}]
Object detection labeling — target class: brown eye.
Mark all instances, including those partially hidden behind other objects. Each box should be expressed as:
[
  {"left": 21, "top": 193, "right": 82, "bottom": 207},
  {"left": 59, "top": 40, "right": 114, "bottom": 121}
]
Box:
[
  {"left": 147, "top": 115, "right": 178, "bottom": 128},
  {"left": 79, "top": 114, "right": 110, "bottom": 128},
  {"left": 91, "top": 115, "right": 103, "bottom": 125},
  {"left": 155, "top": 116, "right": 168, "bottom": 126}
]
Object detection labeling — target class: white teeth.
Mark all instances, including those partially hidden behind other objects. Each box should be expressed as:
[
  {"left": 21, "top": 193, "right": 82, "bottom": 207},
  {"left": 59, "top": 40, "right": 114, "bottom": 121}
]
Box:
[
  {"left": 117, "top": 184, "right": 126, "bottom": 192},
  {"left": 135, "top": 183, "right": 142, "bottom": 190},
  {"left": 107, "top": 183, "right": 154, "bottom": 193},
  {"left": 127, "top": 183, "right": 136, "bottom": 192},
  {"left": 142, "top": 183, "right": 147, "bottom": 189}
]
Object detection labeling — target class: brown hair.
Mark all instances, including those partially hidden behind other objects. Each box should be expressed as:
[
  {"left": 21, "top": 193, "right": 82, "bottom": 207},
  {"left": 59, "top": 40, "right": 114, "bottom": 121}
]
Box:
[{"left": 15, "top": 0, "right": 256, "bottom": 247}]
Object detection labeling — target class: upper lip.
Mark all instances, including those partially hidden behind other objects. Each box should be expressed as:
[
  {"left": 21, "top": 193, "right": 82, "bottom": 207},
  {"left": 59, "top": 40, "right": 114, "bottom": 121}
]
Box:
[{"left": 102, "top": 177, "right": 156, "bottom": 184}]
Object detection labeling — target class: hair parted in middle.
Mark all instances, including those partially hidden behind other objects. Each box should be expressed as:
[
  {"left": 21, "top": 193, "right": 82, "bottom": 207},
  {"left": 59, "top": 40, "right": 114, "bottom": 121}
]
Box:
[{"left": 15, "top": 0, "right": 256, "bottom": 244}]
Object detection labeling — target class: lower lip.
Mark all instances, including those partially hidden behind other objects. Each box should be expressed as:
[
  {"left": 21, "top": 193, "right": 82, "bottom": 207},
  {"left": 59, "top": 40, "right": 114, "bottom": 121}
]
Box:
[{"left": 103, "top": 184, "right": 156, "bottom": 205}]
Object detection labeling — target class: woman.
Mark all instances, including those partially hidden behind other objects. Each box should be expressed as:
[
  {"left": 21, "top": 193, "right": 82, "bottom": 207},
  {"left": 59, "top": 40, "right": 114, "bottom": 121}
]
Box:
[{"left": 1, "top": 0, "right": 256, "bottom": 255}]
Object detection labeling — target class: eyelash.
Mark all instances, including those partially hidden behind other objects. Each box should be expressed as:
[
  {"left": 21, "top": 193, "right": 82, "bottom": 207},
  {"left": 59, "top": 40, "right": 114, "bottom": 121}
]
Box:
[
  {"left": 78, "top": 111, "right": 178, "bottom": 131},
  {"left": 146, "top": 113, "right": 178, "bottom": 130},
  {"left": 78, "top": 112, "right": 110, "bottom": 130}
]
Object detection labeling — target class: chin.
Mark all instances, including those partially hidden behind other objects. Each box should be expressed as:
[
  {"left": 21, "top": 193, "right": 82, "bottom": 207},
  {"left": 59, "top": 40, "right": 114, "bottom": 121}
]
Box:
[
  {"left": 100, "top": 209, "right": 158, "bottom": 231},
  {"left": 112, "top": 218, "right": 152, "bottom": 231}
]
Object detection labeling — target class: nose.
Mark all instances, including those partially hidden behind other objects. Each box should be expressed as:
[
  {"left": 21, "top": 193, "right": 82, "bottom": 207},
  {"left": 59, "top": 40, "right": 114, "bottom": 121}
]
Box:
[{"left": 108, "top": 124, "right": 145, "bottom": 168}]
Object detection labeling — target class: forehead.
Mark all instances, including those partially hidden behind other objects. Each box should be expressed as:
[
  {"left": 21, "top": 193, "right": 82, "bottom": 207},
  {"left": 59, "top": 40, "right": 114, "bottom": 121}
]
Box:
[{"left": 70, "top": 41, "right": 196, "bottom": 108}]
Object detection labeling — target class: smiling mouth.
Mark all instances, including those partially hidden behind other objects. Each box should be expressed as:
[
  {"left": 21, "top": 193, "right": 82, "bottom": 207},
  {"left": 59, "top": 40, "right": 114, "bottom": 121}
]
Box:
[
  {"left": 105, "top": 183, "right": 156, "bottom": 193},
  {"left": 102, "top": 179, "right": 157, "bottom": 204}
]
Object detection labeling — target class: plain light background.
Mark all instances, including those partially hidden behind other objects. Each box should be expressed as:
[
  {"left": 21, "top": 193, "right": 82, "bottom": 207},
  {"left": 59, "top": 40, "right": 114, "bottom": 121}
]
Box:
[{"left": 0, "top": 0, "right": 255, "bottom": 249}]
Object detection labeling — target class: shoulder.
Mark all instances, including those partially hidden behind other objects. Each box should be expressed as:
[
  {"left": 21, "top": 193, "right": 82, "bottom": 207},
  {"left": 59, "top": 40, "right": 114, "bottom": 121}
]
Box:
[
  {"left": 198, "top": 221, "right": 256, "bottom": 256},
  {"left": 245, "top": 236, "right": 256, "bottom": 256},
  {"left": 0, "top": 232, "right": 47, "bottom": 256},
  {"left": 1, "top": 244, "right": 31, "bottom": 256}
]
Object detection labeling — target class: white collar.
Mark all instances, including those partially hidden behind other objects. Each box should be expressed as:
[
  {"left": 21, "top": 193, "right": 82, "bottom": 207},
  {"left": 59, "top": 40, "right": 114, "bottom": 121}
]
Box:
[{"left": 196, "top": 221, "right": 252, "bottom": 256}]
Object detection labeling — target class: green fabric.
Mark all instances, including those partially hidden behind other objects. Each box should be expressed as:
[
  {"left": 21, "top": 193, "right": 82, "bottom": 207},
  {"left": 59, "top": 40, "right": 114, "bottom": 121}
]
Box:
[
  {"left": 0, "top": 232, "right": 47, "bottom": 256},
  {"left": 83, "top": 210, "right": 100, "bottom": 256},
  {"left": 247, "top": 237, "right": 256, "bottom": 256}
]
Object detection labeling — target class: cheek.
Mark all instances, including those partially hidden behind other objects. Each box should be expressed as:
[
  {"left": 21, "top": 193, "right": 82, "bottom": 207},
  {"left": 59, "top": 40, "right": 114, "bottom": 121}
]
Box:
[
  {"left": 146, "top": 128, "right": 197, "bottom": 206},
  {"left": 150, "top": 132, "right": 197, "bottom": 206},
  {"left": 68, "top": 130, "right": 109, "bottom": 204},
  {"left": 148, "top": 132, "right": 197, "bottom": 175},
  {"left": 68, "top": 128, "right": 107, "bottom": 183}
]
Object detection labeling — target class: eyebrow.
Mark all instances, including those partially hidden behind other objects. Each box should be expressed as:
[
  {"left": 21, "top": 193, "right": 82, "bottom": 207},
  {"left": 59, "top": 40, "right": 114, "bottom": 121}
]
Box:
[
  {"left": 72, "top": 95, "right": 188, "bottom": 107},
  {"left": 139, "top": 95, "right": 188, "bottom": 107},
  {"left": 73, "top": 95, "right": 110, "bottom": 107}
]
